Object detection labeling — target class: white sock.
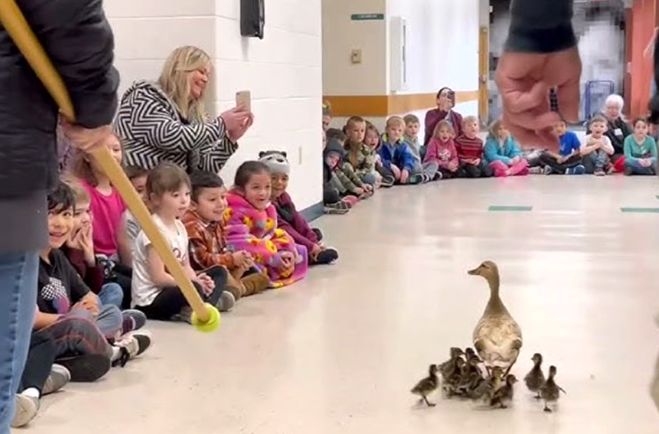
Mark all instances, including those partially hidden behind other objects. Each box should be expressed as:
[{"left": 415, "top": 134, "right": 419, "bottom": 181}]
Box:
[
  {"left": 111, "top": 346, "right": 121, "bottom": 362},
  {"left": 21, "top": 387, "right": 40, "bottom": 399}
]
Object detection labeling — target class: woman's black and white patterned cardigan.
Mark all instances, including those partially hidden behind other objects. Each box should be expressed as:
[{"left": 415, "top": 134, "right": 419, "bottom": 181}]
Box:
[{"left": 114, "top": 80, "right": 238, "bottom": 173}]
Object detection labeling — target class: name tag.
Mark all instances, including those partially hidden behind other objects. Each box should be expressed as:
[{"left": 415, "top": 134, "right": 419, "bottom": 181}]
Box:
[{"left": 614, "top": 128, "right": 623, "bottom": 137}]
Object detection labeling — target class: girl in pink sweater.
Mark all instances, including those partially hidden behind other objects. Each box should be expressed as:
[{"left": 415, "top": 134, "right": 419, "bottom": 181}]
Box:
[{"left": 423, "top": 120, "right": 460, "bottom": 179}]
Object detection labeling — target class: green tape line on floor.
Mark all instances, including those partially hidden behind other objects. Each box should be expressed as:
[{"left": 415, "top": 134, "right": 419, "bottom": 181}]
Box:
[
  {"left": 620, "top": 207, "right": 659, "bottom": 213},
  {"left": 488, "top": 206, "right": 532, "bottom": 212}
]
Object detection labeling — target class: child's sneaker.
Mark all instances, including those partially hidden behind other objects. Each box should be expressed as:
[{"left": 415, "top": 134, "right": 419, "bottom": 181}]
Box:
[
  {"left": 323, "top": 203, "right": 349, "bottom": 215},
  {"left": 528, "top": 166, "right": 543, "bottom": 175},
  {"left": 121, "top": 309, "right": 147, "bottom": 334},
  {"left": 624, "top": 166, "right": 633, "bottom": 176},
  {"left": 594, "top": 168, "right": 606, "bottom": 176},
  {"left": 42, "top": 364, "right": 71, "bottom": 395},
  {"left": 573, "top": 164, "right": 586, "bottom": 175},
  {"left": 240, "top": 272, "right": 270, "bottom": 296},
  {"left": 112, "top": 333, "right": 151, "bottom": 368},
  {"left": 433, "top": 171, "right": 443, "bottom": 180},
  {"left": 313, "top": 248, "right": 339, "bottom": 265},
  {"left": 342, "top": 195, "right": 359, "bottom": 207},
  {"left": 544, "top": 166, "right": 553, "bottom": 175},
  {"left": 408, "top": 174, "right": 423, "bottom": 184},
  {"left": 380, "top": 176, "right": 395, "bottom": 188},
  {"left": 216, "top": 291, "right": 235, "bottom": 312},
  {"left": 12, "top": 394, "right": 39, "bottom": 428}
]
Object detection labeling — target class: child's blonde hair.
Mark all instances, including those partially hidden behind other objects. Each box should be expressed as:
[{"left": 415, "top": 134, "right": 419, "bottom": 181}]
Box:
[
  {"left": 403, "top": 114, "right": 420, "bottom": 125},
  {"left": 488, "top": 119, "right": 504, "bottom": 139},
  {"left": 386, "top": 116, "right": 405, "bottom": 129},
  {"left": 69, "top": 134, "right": 123, "bottom": 187},
  {"left": 60, "top": 174, "right": 90, "bottom": 207},
  {"left": 463, "top": 115, "right": 479, "bottom": 126},
  {"left": 433, "top": 120, "right": 454, "bottom": 138}
]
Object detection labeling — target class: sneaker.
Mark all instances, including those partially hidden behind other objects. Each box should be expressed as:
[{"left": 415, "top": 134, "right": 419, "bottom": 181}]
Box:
[
  {"left": 323, "top": 202, "right": 349, "bottom": 215},
  {"left": 380, "top": 176, "right": 395, "bottom": 188},
  {"left": 313, "top": 248, "right": 339, "bottom": 265},
  {"left": 342, "top": 195, "right": 359, "bottom": 207},
  {"left": 528, "top": 166, "right": 543, "bottom": 175},
  {"left": 311, "top": 228, "right": 323, "bottom": 241},
  {"left": 171, "top": 306, "right": 193, "bottom": 323},
  {"left": 433, "top": 171, "right": 444, "bottom": 180},
  {"left": 607, "top": 166, "right": 615, "bottom": 175},
  {"left": 216, "top": 291, "right": 236, "bottom": 312},
  {"left": 573, "top": 164, "right": 586, "bottom": 175},
  {"left": 240, "top": 272, "right": 270, "bottom": 296},
  {"left": 408, "top": 174, "right": 423, "bottom": 184},
  {"left": 12, "top": 394, "right": 39, "bottom": 428},
  {"left": 594, "top": 168, "right": 605, "bottom": 176},
  {"left": 42, "top": 364, "right": 71, "bottom": 396},
  {"left": 112, "top": 333, "right": 151, "bottom": 368},
  {"left": 544, "top": 166, "right": 553, "bottom": 175},
  {"left": 121, "top": 309, "right": 147, "bottom": 334},
  {"left": 56, "top": 353, "right": 111, "bottom": 382},
  {"left": 624, "top": 166, "right": 633, "bottom": 176}
]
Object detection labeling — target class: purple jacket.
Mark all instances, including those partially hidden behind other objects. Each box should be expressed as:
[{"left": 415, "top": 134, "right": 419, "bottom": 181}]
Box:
[
  {"left": 273, "top": 192, "right": 318, "bottom": 250},
  {"left": 423, "top": 109, "right": 464, "bottom": 147}
]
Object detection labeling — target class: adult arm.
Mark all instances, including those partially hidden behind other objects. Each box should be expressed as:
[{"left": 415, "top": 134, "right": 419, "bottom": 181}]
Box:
[
  {"left": 505, "top": 0, "right": 576, "bottom": 53},
  {"left": 195, "top": 136, "right": 240, "bottom": 173},
  {"left": 23, "top": 0, "right": 119, "bottom": 127},
  {"left": 124, "top": 88, "right": 226, "bottom": 153}
]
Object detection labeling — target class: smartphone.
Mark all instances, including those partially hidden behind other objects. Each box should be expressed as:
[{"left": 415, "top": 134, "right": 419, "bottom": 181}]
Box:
[{"left": 236, "top": 90, "right": 251, "bottom": 112}]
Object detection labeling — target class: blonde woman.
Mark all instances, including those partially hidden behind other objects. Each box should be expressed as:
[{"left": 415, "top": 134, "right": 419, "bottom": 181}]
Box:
[{"left": 115, "top": 46, "right": 253, "bottom": 172}]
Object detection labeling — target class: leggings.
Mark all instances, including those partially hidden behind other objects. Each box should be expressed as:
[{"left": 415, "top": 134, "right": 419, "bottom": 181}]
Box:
[
  {"left": 19, "top": 332, "right": 56, "bottom": 395},
  {"left": 489, "top": 160, "right": 529, "bottom": 177},
  {"left": 136, "top": 266, "right": 228, "bottom": 320}
]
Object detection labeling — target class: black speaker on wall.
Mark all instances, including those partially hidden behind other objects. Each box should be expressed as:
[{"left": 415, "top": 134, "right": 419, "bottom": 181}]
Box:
[{"left": 241, "top": 0, "right": 265, "bottom": 39}]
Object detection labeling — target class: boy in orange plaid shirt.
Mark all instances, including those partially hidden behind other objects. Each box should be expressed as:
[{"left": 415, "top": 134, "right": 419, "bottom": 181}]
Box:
[{"left": 182, "top": 171, "right": 269, "bottom": 298}]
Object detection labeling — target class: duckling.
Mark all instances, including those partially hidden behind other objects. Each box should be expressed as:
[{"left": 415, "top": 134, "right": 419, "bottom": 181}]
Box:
[
  {"left": 490, "top": 374, "right": 518, "bottom": 409},
  {"left": 460, "top": 356, "right": 486, "bottom": 396},
  {"left": 468, "top": 261, "right": 523, "bottom": 376},
  {"left": 411, "top": 364, "right": 439, "bottom": 407},
  {"left": 444, "top": 357, "right": 466, "bottom": 397},
  {"left": 465, "top": 347, "right": 480, "bottom": 363},
  {"left": 524, "top": 353, "right": 546, "bottom": 399},
  {"left": 439, "top": 347, "right": 464, "bottom": 383},
  {"left": 470, "top": 366, "right": 503, "bottom": 402},
  {"left": 540, "top": 365, "right": 566, "bottom": 412}
]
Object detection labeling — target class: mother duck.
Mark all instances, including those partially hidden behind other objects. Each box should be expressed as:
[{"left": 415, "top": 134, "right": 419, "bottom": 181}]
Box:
[{"left": 468, "top": 261, "right": 522, "bottom": 375}]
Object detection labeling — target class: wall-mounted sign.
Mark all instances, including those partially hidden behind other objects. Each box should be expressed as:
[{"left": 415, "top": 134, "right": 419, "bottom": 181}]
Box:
[{"left": 351, "top": 13, "right": 384, "bottom": 21}]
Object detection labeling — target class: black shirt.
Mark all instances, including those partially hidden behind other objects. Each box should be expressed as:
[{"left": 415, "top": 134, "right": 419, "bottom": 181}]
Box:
[{"left": 37, "top": 249, "right": 90, "bottom": 315}]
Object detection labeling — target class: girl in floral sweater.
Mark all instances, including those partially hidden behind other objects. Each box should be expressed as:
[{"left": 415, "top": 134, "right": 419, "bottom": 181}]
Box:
[{"left": 224, "top": 161, "right": 308, "bottom": 288}]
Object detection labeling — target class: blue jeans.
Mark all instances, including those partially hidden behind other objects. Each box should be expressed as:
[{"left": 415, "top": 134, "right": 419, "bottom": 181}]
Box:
[
  {"left": 0, "top": 252, "right": 38, "bottom": 432},
  {"left": 98, "top": 282, "right": 123, "bottom": 308}
]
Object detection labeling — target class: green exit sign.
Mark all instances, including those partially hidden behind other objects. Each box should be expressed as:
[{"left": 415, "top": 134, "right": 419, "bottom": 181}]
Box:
[{"left": 351, "top": 13, "right": 384, "bottom": 21}]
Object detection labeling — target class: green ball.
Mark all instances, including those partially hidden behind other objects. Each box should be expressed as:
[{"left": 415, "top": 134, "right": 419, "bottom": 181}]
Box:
[{"left": 191, "top": 303, "right": 221, "bottom": 333}]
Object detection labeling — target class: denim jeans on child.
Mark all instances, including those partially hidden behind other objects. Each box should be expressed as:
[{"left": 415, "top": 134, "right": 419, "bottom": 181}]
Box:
[
  {"left": 582, "top": 150, "right": 610, "bottom": 174},
  {"left": 98, "top": 282, "right": 124, "bottom": 308},
  {"left": 0, "top": 252, "right": 39, "bottom": 433}
]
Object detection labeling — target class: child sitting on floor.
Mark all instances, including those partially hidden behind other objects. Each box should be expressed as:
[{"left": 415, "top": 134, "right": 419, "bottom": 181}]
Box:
[
  {"left": 379, "top": 116, "right": 423, "bottom": 184},
  {"left": 343, "top": 116, "right": 379, "bottom": 188},
  {"left": 624, "top": 118, "right": 658, "bottom": 176},
  {"left": 365, "top": 122, "right": 395, "bottom": 187},
  {"left": 324, "top": 139, "right": 365, "bottom": 206},
  {"left": 224, "top": 161, "right": 309, "bottom": 288},
  {"left": 539, "top": 120, "right": 585, "bottom": 175},
  {"left": 35, "top": 182, "right": 150, "bottom": 371},
  {"left": 455, "top": 116, "right": 493, "bottom": 178},
  {"left": 69, "top": 134, "right": 133, "bottom": 307},
  {"left": 132, "top": 163, "right": 235, "bottom": 321},
  {"left": 423, "top": 120, "right": 460, "bottom": 180},
  {"left": 182, "top": 171, "right": 270, "bottom": 298},
  {"left": 581, "top": 115, "right": 614, "bottom": 176},
  {"left": 483, "top": 119, "right": 529, "bottom": 177},
  {"left": 60, "top": 177, "right": 124, "bottom": 309},
  {"left": 260, "top": 151, "right": 339, "bottom": 265},
  {"left": 123, "top": 165, "right": 149, "bottom": 247},
  {"left": 403, "top": 114, "right": 425, "bottom": 175}
]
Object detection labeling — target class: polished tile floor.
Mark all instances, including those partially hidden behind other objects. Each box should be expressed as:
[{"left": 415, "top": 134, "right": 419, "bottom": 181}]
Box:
[{"left": 29, "top": 176, "right": 659, "bottom": 434}]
